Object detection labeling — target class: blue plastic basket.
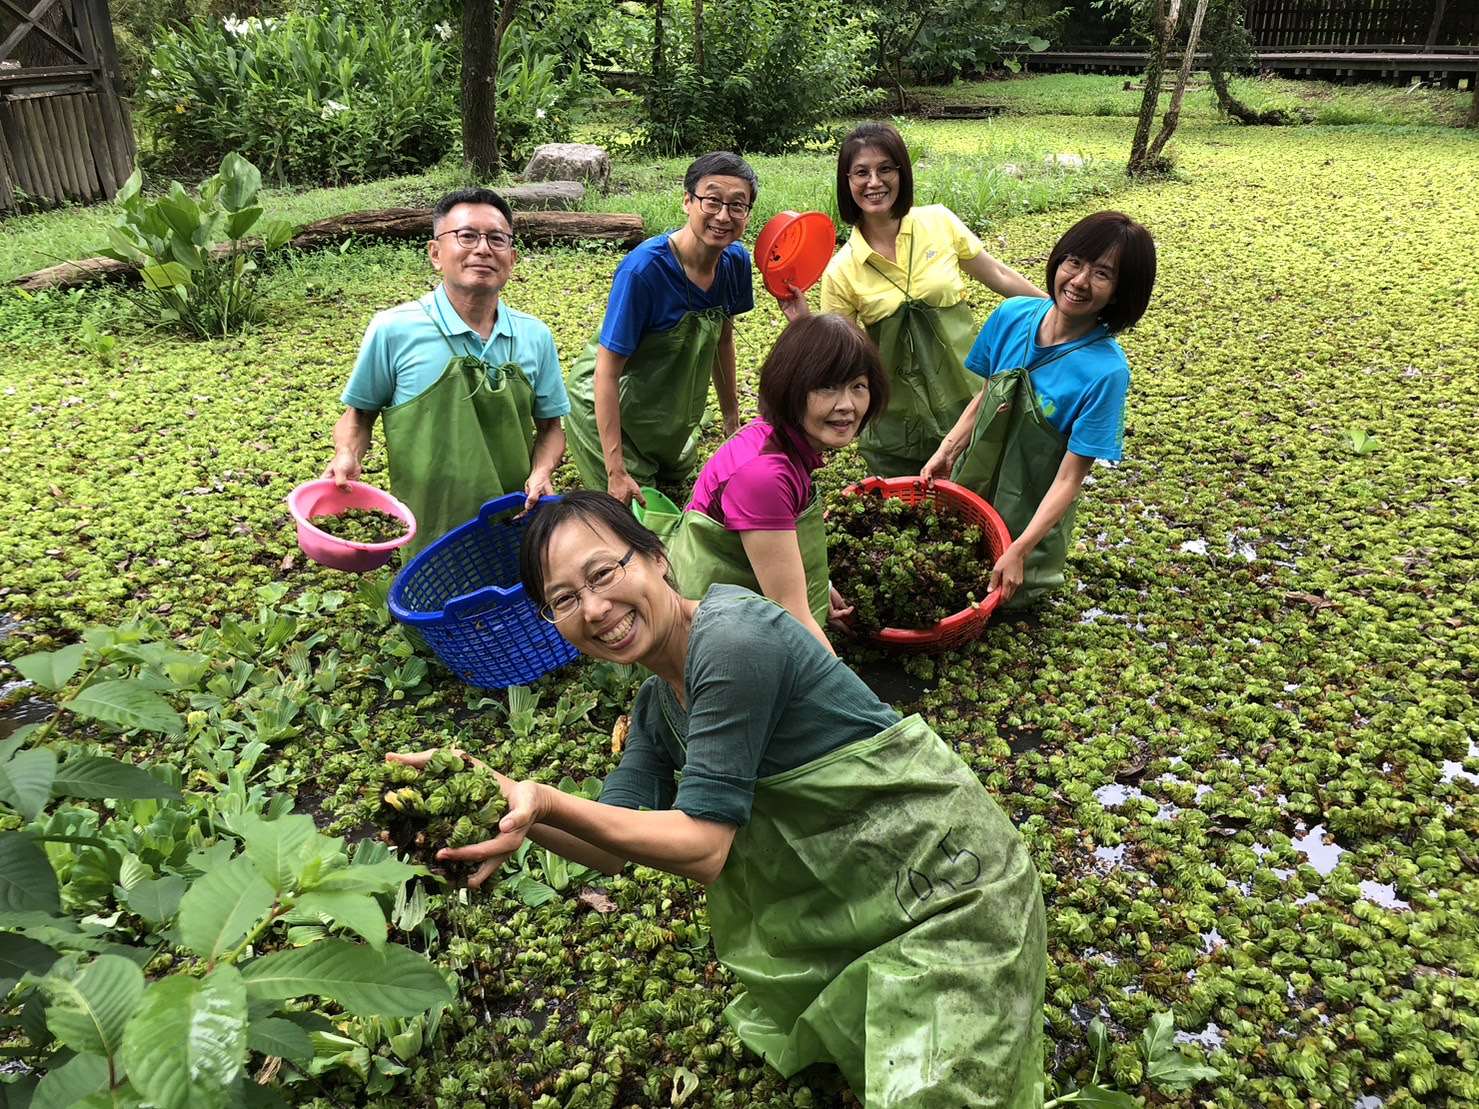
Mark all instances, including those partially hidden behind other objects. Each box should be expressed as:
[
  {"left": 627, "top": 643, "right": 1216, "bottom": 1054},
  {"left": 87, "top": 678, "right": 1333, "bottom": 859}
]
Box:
[{"left": 388, "top": 493, "right": 578, "bottom": 689}]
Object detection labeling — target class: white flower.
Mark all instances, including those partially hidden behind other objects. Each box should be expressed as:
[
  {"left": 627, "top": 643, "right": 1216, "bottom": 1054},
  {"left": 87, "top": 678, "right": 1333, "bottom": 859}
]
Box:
[
  {"left": 150, "top": 67, "right": 161, "bottom": 77},
  {"left": 535, "top": 108, "right": 546, "bottom": 119},
  {"left": 223, "top": 15, "right": 248, "bottom": 35},
  {"left": 433, "top": 21, "right": 453, "bottom": 41},
  {"left": 320, "top": 99, "right": 349, "bottom": 120}
]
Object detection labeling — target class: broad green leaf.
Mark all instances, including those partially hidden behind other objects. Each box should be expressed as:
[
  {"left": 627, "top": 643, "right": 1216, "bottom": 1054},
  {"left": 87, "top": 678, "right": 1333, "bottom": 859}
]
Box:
[
  {"left": 177, "top": 854, "right": 275, "bottom": 961},
  {"left": 1146, "top": 1052, "right": 1220, "bottom": 1090},
  {"left": 1027, "top": 35, "right": 1050, "bottom": 51},
  {"left": 117, "top": 852, "right": 151, "bottom": 891},
  {"left": 259, "top": 218, "right": 297, "bottom": 252},
  {"left": 0, "top": 748, "right": 57, "bottom": 821},
  {"left": 0, "top": 724, "right": 39, "bottom": 762},
  {"left": 224, "top": 206, "right": 263, "bottom": 240},
  {"left": 239, "top": 939, "right": 452, "bottom": 1017},
  {"left": 40, "top": 954, "right": 144, "bottom": 1058},
  {"left": 52, "top": 756, "right": 180, "bottom": 801},
  {"left": 103, "top": 225, "right": 146, "bottom": 262},
  {"left": 67, "top": 680, "right": 183, "bottom": 735},
  {"left": 0, "top": 931, "right": 60, "bottom": 979},
  {"left": 122, "top": 965, "right": 248, "bottom": 1109},
  {"left": 1138, "top": 1009, "right": 1175, "bottom": 1063},
  {"left": 234, "top": 812, "right": 317, "bottom": 893},
  {"left": 1087, "top": 1016, "right": 1109, "bottom": 1077},
  {"left": 246, "top": 1015, "right": 314, "bottom": 1065},
  {"left": 32, "top": 1051, "right": 109, "bottom": 1109},
  {"left": 75, "top": 1082, "right": 144, "bottom": 1108},
  {"left": 115, "top": 167, "right": 142, "bottom": 206},
  {"left": 218, "top": 153, "right": 263, "bottom": 211},
  {"left": 0, "top": 832, "right": 60, "bottom": 914},
  {"left": 124, "top": 875, "right": 187, "bottom": 925},
  {"left": 1057, "top": 1085, "right": 1140, "bottom": 1107},
  {"left": 308, "top": 858, "right": 420, "bottom": 895},
  {"left": 292, "top": 892, "right": 387, "bottom": 950},
  {"left": 13, "top": 644, "right": 86, "bottom": 691}
]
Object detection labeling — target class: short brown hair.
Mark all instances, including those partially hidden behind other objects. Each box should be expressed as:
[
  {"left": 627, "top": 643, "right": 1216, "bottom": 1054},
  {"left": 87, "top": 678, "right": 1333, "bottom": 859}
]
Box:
[
  {"left": 757, "top": 314, "right": 890, "bottom": 435},
  {"left": 1046, "top": 211, "right": 1157, "bottom": 334},
  {"left": 836, "top": 122, "right": 914, "bottom": 226}
]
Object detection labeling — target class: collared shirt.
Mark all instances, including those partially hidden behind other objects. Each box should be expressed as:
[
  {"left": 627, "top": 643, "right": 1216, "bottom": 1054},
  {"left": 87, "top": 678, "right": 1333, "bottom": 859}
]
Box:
[
  {"left": 819, "top": 205, "right": 985, "bottom": 327},
  {"left": 341, "top": 284, "right": 570, "bottom": 417},
  {"left": 598, "top": 233, "right": 754, "bottom": 357},
  {"left": 686, "top": 419, "right": 824, "bottom": 530}
]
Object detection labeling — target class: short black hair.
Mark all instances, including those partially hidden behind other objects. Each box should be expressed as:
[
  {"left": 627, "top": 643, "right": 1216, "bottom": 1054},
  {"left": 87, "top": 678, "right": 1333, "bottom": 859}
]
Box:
[
  {"left": 1047, "top": 211, "right": 1157, "bottom": 334},
  {"left": 431, "top": 187, "right": 514, "bottom": 235},
  {"left": 836, "top": 122, "right": 914, "bottom": 226},
  {"left": 519, "top": 491, "right": 669, "bottom": 610},
  {"left": 758, "top": 314, "right": 889, "bottom": 434},
  {"left": 683, "top": 152, "right": 759, "bottom": 202}
]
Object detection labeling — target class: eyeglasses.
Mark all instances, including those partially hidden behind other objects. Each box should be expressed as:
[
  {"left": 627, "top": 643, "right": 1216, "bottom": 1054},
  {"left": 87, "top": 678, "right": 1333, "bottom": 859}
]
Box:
[
  {"left": 437, "top": 227, "right": 514, "bottom": 251},
  {"left": 1059, "top": 255, "right": 1116, "bottom": 283},
  {"left": 848, "top": 164, "right": 900, "bottom": 183},
  {"left": 692, "top": 194, "right": 752, "bottom": 218},
  {"left": 539, "top": 548, "right": 638, "bottom": 623}
]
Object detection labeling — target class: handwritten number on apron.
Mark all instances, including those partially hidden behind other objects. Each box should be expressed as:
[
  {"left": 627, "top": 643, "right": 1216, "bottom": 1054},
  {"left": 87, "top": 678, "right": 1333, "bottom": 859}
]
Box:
[{"left": 892, "top": 826, "right": 984, "bottom": 921}]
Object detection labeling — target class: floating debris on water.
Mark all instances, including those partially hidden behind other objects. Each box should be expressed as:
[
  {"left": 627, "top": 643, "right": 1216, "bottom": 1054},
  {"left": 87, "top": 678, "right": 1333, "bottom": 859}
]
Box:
[{"left": 1228, "top": 535, "right": 1258, "bottom": 562}]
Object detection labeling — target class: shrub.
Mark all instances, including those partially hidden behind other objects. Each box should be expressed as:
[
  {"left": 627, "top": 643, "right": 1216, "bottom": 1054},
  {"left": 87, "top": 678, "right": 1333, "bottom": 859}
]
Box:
[
  {"left": 641, "top": 0, "right": 876, "bottom": 155},
  {"left": 141, "top": 12, "right": 460, "bottom": 185}
]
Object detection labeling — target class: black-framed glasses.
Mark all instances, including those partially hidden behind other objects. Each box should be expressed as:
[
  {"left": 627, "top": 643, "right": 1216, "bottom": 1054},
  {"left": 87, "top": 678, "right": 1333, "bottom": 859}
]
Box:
[
  {"left": 848, "top": 164, "right": 899, "bottom": 183},
  {"left": 539, "top": 548, "right": 638, "bottom": 623},
  {"left": 692, "top": 194, "right": 752, "bottom": 218},
  {"left": 437, "top": 227, "right": 514, "bottom": 251}
]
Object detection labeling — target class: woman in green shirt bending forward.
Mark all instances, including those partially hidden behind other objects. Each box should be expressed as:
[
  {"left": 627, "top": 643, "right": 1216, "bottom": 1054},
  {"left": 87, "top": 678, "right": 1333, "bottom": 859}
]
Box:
[{"left": 393, "top": 492, "right": 1047, "bottom": 1108}]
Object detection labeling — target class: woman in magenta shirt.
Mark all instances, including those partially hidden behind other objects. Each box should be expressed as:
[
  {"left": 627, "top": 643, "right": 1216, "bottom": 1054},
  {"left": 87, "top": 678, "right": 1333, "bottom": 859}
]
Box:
[{"left": 668, "top": 314, "right": 889, "bottom": 651}]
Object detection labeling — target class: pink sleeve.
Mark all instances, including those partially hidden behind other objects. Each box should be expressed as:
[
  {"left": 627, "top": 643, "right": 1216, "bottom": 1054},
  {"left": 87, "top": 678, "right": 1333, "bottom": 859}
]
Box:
[{"left": 717, "top": 455, "right": 807, "bottom": 530}]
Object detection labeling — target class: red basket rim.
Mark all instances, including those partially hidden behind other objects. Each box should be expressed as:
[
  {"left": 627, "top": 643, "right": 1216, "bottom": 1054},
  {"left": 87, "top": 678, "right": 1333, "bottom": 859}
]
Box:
[{"left": 837, "top": 476, "right": 1011, "bottom": 647}]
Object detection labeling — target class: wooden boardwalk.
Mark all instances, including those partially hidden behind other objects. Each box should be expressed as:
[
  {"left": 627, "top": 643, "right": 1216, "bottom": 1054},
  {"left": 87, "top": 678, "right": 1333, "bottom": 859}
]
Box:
[{"left": 1030, "top": 47, "right": 1479, "bottom": 83}]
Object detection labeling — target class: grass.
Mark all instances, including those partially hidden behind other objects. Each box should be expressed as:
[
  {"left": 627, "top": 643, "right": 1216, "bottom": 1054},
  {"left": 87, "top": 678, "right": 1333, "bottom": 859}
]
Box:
[{"left": 3, "top": 78, "right": 1479, "bottom": 1105}]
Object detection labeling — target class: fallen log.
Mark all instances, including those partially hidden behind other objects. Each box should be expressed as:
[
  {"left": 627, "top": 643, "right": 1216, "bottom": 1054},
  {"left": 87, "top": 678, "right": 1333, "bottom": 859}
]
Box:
[{"left": 10, "top": 208, "right": 646, "bottom": 292}]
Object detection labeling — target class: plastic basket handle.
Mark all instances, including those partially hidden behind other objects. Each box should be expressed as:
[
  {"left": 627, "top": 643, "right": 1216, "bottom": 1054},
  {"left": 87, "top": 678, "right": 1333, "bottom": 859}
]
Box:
[
  {"left": 443, "top": 581, "right": 524, "bottom": 622},
  {"left": 476, "top": 492, "right": 531, "bottom": 525}
]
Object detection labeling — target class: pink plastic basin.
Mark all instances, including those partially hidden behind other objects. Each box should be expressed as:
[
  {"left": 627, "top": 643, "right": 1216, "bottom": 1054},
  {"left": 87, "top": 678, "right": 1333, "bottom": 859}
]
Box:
[{"left": 287, "top": 479, "right": 418, "bottom": 572}]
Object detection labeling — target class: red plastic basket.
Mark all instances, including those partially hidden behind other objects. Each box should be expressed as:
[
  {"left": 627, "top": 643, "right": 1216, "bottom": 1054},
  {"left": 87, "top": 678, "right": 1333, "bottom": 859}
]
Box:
[{"left": 838, "top": 476, "right": 1013, "bottom": 651}]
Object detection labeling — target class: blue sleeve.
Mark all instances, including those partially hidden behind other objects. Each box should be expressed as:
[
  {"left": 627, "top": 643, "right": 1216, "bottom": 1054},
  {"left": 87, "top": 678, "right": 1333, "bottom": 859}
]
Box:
[
  {"left": 340, "top": 314, "right": 396, "bottom": 411},
  {"left": 599, "top": 679, "right": 678, "bottom": 811},
  {"left": 529, "top": 323, "right": 570, "bottom": 419},
  {"left": 1065, "top": 359, "right": 1130, "bottom": 462},
  {"left": 964, "top": 303, "right": 1010, "bottom": 378},
  {"left": 724, "top": 245, "right": 755, "bottom": 317},
  {"left": 597, "top": 255, "right": 655, "bottom": 357}
]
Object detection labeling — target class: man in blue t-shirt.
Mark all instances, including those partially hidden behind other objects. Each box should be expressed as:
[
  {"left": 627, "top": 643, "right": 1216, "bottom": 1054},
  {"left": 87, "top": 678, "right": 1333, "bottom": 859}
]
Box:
[{"left": 323, "top": 188, "right": 570, "bottom": 549}]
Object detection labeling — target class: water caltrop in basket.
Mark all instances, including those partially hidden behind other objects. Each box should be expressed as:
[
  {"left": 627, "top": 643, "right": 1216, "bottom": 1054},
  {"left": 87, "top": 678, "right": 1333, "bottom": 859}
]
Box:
[{"left": 389, "top": 493, "right": 578, "bottom": 689}]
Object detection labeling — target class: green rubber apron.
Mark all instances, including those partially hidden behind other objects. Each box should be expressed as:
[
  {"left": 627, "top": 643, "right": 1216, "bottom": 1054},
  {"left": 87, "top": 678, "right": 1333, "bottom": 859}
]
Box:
[
  {"left": 564, "top": 284, "right": 727, "bottom": 490},
  {"left": 667, "top": 495, "right": 830, "bottom": 626},
  {"left": 950, "top": 327, "right": 1108, "bottom": 607},
  {"left": 670, "top": 696, "right": 1046, "bottom": 1106},
  {"left": 859, "top": 239, "right": 980, "bottom": 478},
  {"left": 380, "top": 306, "right": 535, "bottom": 559}
]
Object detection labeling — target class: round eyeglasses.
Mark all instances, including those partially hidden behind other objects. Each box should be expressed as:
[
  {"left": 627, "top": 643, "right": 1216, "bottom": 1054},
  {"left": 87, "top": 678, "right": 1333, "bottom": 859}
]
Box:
[
  {"left": 539, "top": 548, "right": 638, "bottom": 623},
  {"left": 437, "top": 228, "right": 514, "bottom": 251}
]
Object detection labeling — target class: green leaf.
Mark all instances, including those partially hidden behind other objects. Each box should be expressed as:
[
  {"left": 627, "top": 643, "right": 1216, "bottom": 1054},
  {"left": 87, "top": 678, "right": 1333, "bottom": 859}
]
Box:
[
  {"left": 13, "top": 644, "right": 86, "bottom": 691},
  {"left": 246, "top": 1015, "right": 314, "bottom": 1065},
  {"left": 139, "top": 261, "right": 192, "bottom": 293},
  {"left": 218, "top": 153, "right": 263, "bottom": 212},
  {"left": 292, "top": 892, "right": 387, "bottom": 950},
  {"left": 0, "top": 832, "right": 60, "bottom": 914},
  {"left": 234, "top": 812, "right": 317, "bottom": 893},
  {"left": 75, "top": 1082, "right": 144, "bottom": 1109},
  {"left": 52, "top": 756, "right": 180, "bottom": 801},
  {"left": 32, "top": 1051, "right": 110, "bottom": 1109},
  {"left": 1087, "top": 1016, "right": 1108, "bottom": 1079},
  {"left": 177, "top": 854, "right": 275, "bottom": 961},
  {"left": 1027, "top": 35, "right": 1050, "bottom": 51},
  {"left": 258, "top": 218, "right": 297, "bottom": 252},
  {"left": 67, "top": 680, "right": 183, "bottom": 735},
  {"left": 224, "top": 206, "right": 263, "bottom": 240},
  {"left": 0, "top": 725, "right": 38, "bottom": 763},
  {"left": 239, "top": 940, "right": 452, "bottom": 1018},
  {"left": 122, "top": 965, "right": 248, "bottom": 1109},
  {"left": 124, "top": 875, "right": 188, "bottom": 925},
  {"left": 1146, "top": 1052, "right": 1220, "bottom": 1090},
  {"left": 0, "top": 748, "right": 57, "bottom": 821},
  {"left": 1057, "top": 1084, "right": 1140, "bottom": 1107},
  {"left": 1139, "top": 1009, "right": 1175, "bottom": 1063},
  {"left": 308, "top": 858, "right": 420, "bottom": 895},
  {"left": 0, "top": 931, "right": 60, "bottom": 979},
  {"left": 40, "top": 954, "right": 144, "bottom": 1058}
]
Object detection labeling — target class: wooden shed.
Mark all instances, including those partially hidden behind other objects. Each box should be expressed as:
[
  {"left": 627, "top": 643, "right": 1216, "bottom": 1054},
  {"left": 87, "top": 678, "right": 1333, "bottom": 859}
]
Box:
[{"left": 1, "top": 0, "right": 135, "bottom": 212}]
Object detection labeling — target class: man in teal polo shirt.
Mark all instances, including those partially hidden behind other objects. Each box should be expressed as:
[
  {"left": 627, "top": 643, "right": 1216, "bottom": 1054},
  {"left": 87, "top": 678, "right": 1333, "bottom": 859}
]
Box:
[{"left": 325, "top": 187, "right": 569, "bottom": 556}]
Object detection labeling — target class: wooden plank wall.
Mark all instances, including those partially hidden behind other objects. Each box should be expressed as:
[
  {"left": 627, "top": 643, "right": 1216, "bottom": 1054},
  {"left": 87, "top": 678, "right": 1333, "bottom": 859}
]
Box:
[{"left": 1244, "top": 0, "right": 1479, "bottom": 50}]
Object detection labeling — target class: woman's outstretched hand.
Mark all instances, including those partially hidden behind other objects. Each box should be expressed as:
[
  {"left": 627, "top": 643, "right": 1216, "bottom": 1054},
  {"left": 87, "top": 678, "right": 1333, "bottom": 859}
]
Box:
[
  {"left": 777, "top": 283, "right": 810, "bottom": 324},
  {"left": 919, "top": 447, "right": 953, "bottom": 485}
]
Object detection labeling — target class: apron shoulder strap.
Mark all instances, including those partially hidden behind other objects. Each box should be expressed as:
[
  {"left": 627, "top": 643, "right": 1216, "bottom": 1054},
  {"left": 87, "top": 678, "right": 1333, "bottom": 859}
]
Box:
[{"left": 864, "top": 232, "right": 917, "bottom": 299}]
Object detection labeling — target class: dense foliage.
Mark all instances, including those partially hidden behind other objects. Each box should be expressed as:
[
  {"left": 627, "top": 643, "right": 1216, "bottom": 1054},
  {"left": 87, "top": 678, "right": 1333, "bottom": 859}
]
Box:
[
  {"left": 3, "top": 92, "right": 1478, "bottom": 1104},
  {"left": 310, "top": 509, "right": 409, "bottom": 544}
]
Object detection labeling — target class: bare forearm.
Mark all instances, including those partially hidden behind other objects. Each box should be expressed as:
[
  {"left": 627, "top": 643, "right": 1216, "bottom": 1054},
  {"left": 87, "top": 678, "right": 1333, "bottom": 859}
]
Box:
[
  {"left": 965, "top": 251, "right": 1045, "bottom": 300},
  {"left": 712, "top": 331, "right": 739, "bottom": 426},
  {"left": 536, "top": 784, "right": 733, "bottom": 885},
  {"left": 529, "top": 419, "right": 565, "bottom": 475},
  {"left": 1011, "top": 463, "right": 1089, "bottom": 555},
  {"left": 593, "top": 349, "right": 626, "bottom": 476},
  {"left": 526, "top": 822, "right": 625, "bottom": 876},
  {"left": 937, "top": 389, "right": 985, "bottom": 469},
  {"left": 333, "top": 407, "right": 375, "bottom": 459}
]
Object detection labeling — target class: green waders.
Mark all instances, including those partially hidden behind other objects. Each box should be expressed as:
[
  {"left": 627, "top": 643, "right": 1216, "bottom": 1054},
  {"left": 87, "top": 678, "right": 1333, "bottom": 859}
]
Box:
[
  {"left": 381, "top": 308, "right": 535, "bottom": 559},
  {"left": 666, "top": 495, "right": 830, "bottom": 626},
  {"left": 950, "top": 329, "right": 1108, "bottom": 607},
  {"left": 700, "top": 710, "right": 1047, "bottom": 1108},
  {"left": 564, "top": 306, "right": 727, "bottom": 491},
  {"left": 858, "top": 241, "right": 980, "bottom": 478}
]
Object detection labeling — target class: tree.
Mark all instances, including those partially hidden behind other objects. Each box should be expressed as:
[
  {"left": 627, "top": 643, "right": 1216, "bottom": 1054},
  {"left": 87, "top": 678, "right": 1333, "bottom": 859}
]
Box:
[
  {"left": 1468, "top": 67, "right": 1479, "bottom": 128},
  {"left": 463, "top": 0, "right": 525, "bottom": 176},
  {"left": 1205, "top": 0, "right": 1290, "bottom": 125},
  {"left": 1144, "top": 0, "right": 1209, "bottom": 163},
  {"left": 1126, "top": 0, "right": 1182, "bottom": 175}
]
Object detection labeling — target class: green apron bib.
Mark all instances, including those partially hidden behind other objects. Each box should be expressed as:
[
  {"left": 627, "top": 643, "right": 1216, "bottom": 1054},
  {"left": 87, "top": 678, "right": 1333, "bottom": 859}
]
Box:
[
  {"left": 950, "top": 328, "right": 1108, "bottom": 607},
  {"left": 381, "top": 307, "right": 535, "bottom": 559},
  {"left": 858, "top": 241, "right": 980, "bottom": 478},
  {"left": 697, "top": 710, "right": 1046, "bottom": 1107},
  {"left": 564, "top": 306, "right": 727, "bottom": 490},
  {"left": 667, "top": 495, "right": 830, "bottom": 626}
]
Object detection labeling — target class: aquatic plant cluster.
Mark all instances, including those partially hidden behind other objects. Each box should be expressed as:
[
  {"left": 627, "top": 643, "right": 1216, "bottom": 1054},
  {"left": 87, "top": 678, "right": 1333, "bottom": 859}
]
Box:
[
  {"left": 2, "top": 106, "right": 1477, "bottom": 1105},
  {"left": 310, "top": 507, "right": 408, "bottom": 545}
]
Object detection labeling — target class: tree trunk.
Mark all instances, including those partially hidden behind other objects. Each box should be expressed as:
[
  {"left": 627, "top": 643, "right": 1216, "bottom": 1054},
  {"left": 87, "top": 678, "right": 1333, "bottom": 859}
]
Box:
[
  {"left": 1424, "top": 0, "right": 1447, "bottom": 51},
  {"left": 1469, "top": 68, "right": 1479, "bottom": 127},
  {"left": 1210, "top": 64, "right": 1289, "bottom": 124},
  {"left": 652, "top": 0, "right": 664, "bottom": 75},
  {"left": 1128, "top": 0, "right": 1181, "bottom": 175},
  {"left": 1148, "top": 0, "right": 1211, "bottom": 161},
  {"left": 693, "top": 0, "right": 704, "bottom": 72},
  {"left": 463, "top": 0, "right": 500, "bottom": 177}
]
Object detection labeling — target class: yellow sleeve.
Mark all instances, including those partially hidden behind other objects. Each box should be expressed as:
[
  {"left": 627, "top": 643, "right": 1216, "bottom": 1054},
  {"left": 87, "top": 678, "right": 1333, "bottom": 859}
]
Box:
[
  {"left": 819, "top": 262, "right": 858, "bottom": 322},
  {"left": 939, "top": 206, "right": 985, "bottom": 264}
]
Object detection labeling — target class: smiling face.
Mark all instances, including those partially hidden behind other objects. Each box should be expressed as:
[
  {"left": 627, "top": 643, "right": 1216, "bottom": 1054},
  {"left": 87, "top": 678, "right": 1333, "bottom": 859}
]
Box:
[
  {"left": 427, "top": 202, "right": 517, "bottom": 296},
  {"left": 680, "top": 174, "right": 753, "bottom": 251},
  {"left": 1053, "top": 245, "right": 1120, "bottom": 325},
  {"left": 801, "top": 374, "right": 871, "bottom": 452},
  {"left": 541, "top": 518, "right": 674, "bottom": 663},
  {"left": 846, "top": 145, "right": 901, "bottom": 222}
]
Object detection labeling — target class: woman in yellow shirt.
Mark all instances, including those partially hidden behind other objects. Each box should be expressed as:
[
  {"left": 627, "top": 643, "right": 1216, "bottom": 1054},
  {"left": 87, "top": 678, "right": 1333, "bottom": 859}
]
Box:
[{"left": 802, "top": 122, "right": 1043, "bottom": 477}]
